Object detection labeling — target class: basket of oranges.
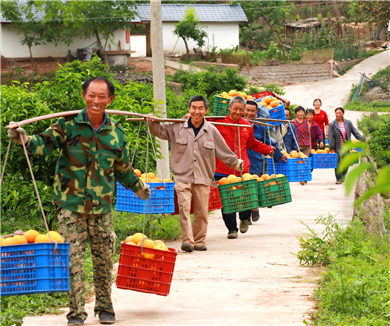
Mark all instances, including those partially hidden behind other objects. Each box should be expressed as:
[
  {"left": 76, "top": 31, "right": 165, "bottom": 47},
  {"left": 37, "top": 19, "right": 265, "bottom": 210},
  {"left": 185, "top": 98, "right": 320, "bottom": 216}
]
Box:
[
  {"left": 116, "top": 233, "right": 178, "bottom": 296},
  {"left": 310, "top": 149, "right": 337, "bottom": 169},
  {"left": 214, "top": 90, "right": 255, "bottom": 116},
  {"left": 218, "top": 174, "right": 259, "bottom": 214},
  {"left": 256, "top": 174, "right": 292, "bottom": 207},
  {"left": 116, "top": 170, "right": 175, "bottom": 214},
  {"left": 267, "top": 151, "right": 312, "bottom": 182},
  {"left": 1, "top": 230, "right": 70, "bottom": 296},
  {"left": 255, "top": 96, "right": 286, "bottom": 127}
]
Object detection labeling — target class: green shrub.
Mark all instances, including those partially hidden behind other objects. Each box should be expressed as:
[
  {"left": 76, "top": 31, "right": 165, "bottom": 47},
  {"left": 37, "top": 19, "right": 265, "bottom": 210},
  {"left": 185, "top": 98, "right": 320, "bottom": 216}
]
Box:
[
  {"left": 297, "top": 213, "right": 390, "bottom": 325},
  {"left": 172, "top": 66, "right": 247, "bottom": 97}
]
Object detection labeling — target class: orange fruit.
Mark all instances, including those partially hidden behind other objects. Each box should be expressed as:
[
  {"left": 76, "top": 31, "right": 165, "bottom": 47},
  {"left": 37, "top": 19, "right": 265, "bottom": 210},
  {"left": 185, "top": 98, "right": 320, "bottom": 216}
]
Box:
[
  {"left": 35, "top": 234, "right": 51, "bottom": 243},
  {"left": 153, "top": 244, "right": 169, "bottom": 251},
  {"left": 131, "top": 233, "right": 147, "bottom": 245},
  {"left": 227, "top": 175, "right": 238, "bottom": 183},
  {"left": 218, "top": 177, "right": 229, "bottom": 186},
  {"left": 138, "top": 239, "right": 155, "bottom": 249},
  {"left": 47, "top": 231, "right": 63, "bottom": 243},
  {"left": 264, "top": 96, "right": 273, "bottom": 104},
  {"left": 0, "top": 237, "right": 4, "bottom": 245},
  {"left": 276, "top": 174, "right": 284, "bottom": 178},
  {"left": 228, "top": 90, "right": 236, "bottom": 96},
  {"left": 125, "top": 241, "right": 137, "bottom": 246},
  {"left": 134, "top": 169, "right": 142, "bottom": 177},
  {"left": 154, "top": 240, "right": 165, "bottom": 246},
  {"left": 125, "top": 235, "right": 133, "bottom": 243},
  {"left": 163, "top": 178, "right": 173, "bottom": 182},
  {"left": 243, "top": 175, "right": 253, "bottom": 181},
  {"left": 2, "top": 237, "right": 14, "bottom": 246},
  {"left": 262, "top": 174, "right": 269, "bottom": 180},
  {"left": 267, "top": 105, "right": 273, "bottom": 110},
  {"left": 13, "top": 235, "right": 28, "bottom": 245},
  {"left": 259, "top": 101, "right": 267, "bottom": 107},
  {"left": 140, "top": 252, "right": 155, "bottom": 259},
  {"left": 270, "top": 100, "right": 279, "bottom": 108},
  {"left": 23, "top": 230, "right": 40, "bottom": 243},
  {"left": 151, "top": 177, "right": 163, "bottom": 183}
]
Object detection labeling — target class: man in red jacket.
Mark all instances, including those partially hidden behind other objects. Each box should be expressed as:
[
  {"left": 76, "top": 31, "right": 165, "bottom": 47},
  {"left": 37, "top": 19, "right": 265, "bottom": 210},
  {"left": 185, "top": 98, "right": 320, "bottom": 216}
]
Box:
[{"left": 212, "top": 96, "right": 275, "bottom": 239}]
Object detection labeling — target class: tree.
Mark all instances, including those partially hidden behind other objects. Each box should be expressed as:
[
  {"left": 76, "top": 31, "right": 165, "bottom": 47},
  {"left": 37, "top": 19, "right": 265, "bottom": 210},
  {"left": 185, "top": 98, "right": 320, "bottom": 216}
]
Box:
[
  {"left": 231, "top": 1, "right": 293, "bottom": 61},
  {"left": 61, "top": 1, "right": 137, "bottom": 65},
  {"left": 173, "top": 6, "right": 208, "bottom": 60},
  {"left": 1, "top": 1, "right": 46, "bottom": 72},
  {"left": 349, "top": 1, "right": 390, "bottom": 30}
]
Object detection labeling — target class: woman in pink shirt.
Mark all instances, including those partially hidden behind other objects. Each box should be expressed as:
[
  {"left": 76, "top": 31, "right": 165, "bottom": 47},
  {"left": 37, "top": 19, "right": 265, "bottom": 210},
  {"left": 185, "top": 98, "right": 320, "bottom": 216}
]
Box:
[{"left": 328, "top": 107, "right": 366, "bottom": 184}]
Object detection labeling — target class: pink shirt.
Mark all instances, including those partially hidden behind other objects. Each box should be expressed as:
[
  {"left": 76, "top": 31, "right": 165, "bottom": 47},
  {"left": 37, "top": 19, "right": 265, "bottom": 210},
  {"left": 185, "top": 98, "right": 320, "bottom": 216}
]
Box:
[{"left": 339, "top": 123, "right": 347, "bottom": 146}]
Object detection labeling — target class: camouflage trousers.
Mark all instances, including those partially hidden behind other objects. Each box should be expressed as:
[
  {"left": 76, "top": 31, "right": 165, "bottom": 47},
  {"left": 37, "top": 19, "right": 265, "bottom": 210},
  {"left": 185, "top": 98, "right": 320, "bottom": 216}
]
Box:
[{"left": 57, "top": 208, "right": 116, "bottom": 321}]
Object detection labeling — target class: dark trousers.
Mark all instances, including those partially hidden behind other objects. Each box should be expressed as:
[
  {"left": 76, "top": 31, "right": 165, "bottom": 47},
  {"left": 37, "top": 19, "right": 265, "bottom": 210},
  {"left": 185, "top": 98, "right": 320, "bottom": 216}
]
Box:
[
  {"left": 335, "top": 152, "right": 349, "bottom": 181},
  {"left": 214, "top": 175, "right": 252, "bottom": 233}
]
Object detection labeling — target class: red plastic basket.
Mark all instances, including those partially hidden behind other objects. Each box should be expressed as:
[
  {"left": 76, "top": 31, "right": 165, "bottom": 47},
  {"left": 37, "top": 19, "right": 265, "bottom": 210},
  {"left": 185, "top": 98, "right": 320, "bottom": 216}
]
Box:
[
  {"left": 250, "top": 91, "right": 274, "bottom": 101},
  {"left": 116, "top": 242, "right": 178, "bottom": 296},
  {"left": 171, "top": 183, "right": 222, "bottom": 215}
]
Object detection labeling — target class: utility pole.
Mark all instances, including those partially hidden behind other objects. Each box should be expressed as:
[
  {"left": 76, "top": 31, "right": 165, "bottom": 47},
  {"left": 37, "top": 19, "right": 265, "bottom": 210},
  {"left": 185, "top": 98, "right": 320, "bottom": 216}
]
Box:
[{"left": 150, "top": 0, "right": 170, "bottom": 179}]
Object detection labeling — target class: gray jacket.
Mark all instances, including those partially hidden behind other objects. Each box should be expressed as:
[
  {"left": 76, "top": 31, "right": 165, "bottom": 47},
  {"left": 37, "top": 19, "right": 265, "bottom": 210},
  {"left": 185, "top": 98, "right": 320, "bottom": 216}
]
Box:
[
  {"left": 328, "top": 118, "right": 365, "bottom": 153},
  {"left": 149, "top": 119, "right": 238, "bottom": 186}
]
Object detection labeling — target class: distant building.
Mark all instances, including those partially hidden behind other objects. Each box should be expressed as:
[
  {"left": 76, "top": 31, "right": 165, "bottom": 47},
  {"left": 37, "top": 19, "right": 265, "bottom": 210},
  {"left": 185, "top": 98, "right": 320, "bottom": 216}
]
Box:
[{"left": 1, "top": 4, "right": 247, "bottom": 60}]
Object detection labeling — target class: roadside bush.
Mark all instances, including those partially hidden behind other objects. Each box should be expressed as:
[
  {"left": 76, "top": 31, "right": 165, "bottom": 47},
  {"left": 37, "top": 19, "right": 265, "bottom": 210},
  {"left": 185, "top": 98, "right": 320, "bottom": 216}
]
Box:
[
  {"left": 172, "top": 66, "right": 247, "bottom": 97},
  {"left": 297, "top": 213, "right": 390, "bottom": 325}
]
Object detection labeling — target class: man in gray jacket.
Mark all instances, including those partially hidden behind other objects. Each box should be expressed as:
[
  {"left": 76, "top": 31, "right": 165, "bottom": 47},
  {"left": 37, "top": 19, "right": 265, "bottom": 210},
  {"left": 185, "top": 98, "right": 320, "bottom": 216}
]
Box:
[{"left": 148, "top": 95, "right": 243, "bottom": 252}]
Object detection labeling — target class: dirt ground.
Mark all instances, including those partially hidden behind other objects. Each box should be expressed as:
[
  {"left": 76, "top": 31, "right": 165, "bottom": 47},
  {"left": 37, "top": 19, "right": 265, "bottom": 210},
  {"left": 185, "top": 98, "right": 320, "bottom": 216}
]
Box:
[{"left": 0, "top": 57, "right": 176, "bottom": 76}]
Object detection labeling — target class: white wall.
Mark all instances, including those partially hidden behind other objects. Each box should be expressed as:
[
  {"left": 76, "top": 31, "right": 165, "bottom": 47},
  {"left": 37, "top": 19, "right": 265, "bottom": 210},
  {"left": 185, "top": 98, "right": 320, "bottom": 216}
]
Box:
[
  {"left": 1, "top": 22, "right": 239, "bottom": 59},
  {"left": 1, "top": 25, "right": 130, "bottom": 58},
  {"left": 162, "top": 22, "right": 240, "bottom": 55},
  {"left": 130, "top": 35, "right": 146, "bottom": 57}
]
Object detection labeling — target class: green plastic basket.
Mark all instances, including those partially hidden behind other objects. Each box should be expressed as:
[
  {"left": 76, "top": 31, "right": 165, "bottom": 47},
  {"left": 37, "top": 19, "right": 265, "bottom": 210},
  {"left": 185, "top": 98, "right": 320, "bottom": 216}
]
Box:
[
  {"left": 257, "top": 176, "right": 292, "bottom": 208},
  {"left": 213, "top": 96, "right": 230, "bottom": 116},
  {"left": 218, "top": 179, "right": 259, "bottom": 214}
]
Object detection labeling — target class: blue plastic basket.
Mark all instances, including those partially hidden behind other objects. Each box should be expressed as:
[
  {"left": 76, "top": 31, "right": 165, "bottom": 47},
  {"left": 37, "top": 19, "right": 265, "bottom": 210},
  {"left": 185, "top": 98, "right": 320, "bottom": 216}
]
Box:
[
  {"left": 311, "top": 153, "right": 337, "bottom": 169},
  {"left": 1, "top": 243, "right": 70, "bottom": 296},
  {"left": 255, "top": 96, "right": 286, "bottom": 127},
  {"left": 267, "top": 157, "right": 312, "bottom": 182},
  {"left": 116, "top": 182, "right": 175, "bottom": 214}
]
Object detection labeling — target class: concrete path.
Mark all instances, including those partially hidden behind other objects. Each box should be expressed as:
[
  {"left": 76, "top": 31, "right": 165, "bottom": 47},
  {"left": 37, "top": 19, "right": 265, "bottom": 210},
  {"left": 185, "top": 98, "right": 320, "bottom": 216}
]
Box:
[
  {"left": 23, "top": 52, "right": 389, "bottom": 326},
  {"left": 284, "top": 49, "right": 390, "bottom": 125}
]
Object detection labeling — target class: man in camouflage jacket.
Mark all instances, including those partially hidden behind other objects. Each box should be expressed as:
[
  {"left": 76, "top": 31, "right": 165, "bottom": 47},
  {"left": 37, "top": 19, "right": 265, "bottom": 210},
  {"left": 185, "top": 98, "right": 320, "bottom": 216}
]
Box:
[{"left": 8, "top": 77, "right": 150, "bottom": 325}]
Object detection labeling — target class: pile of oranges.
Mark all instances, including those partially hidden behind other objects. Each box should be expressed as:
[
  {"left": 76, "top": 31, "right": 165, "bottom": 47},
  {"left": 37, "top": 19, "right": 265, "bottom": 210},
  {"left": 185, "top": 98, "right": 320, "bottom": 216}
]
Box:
[
  {"left": 218, "top": 173, "right": 284, "bottom": 187},
  {"left": 0, "top": 230, "right": 63, "bottom": 246},
  {"left": 124, "top": 233, "right": 169, "bottom": 259},
  {"left": 219, "top": 90, "right": 254, "bottom": 101},
  {"left": 311, "top": 148, "right": 331, "bottom": 154},
  {"left": 134, "top": 169, "right": 173, "bottom": 184},
  {"left": 258, "top": 96, "right": 282, "bottom": 110},
  {"left": 281, "top": 150, "right": 308, "bottom": 159}
]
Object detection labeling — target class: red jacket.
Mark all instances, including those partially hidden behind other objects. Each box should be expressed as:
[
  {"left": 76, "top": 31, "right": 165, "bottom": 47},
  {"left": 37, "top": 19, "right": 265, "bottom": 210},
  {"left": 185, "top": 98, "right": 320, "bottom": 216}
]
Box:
[{"left": 211, "top": 116, "right": 274, "bottom": 176}]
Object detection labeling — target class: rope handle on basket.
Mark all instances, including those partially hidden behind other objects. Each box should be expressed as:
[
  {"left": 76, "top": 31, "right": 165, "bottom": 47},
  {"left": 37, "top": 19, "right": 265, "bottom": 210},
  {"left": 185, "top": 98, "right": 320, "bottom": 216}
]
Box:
[{"left": 0, "top": 124, "right": 57, "bottom": 250}]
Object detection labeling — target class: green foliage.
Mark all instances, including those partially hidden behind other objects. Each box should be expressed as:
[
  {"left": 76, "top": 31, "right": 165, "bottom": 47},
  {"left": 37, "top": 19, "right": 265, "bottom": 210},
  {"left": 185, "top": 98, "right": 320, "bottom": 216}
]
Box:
[
  {"left": 60, "top": 1, "right": 136, "bottom": 63},
  {"left": 173, "top": 6, "right": 208, "bottom": 59},
  {"left": 172, "top": 66, "right": 247, "bottom": 98},
  {"left": 298, "top": 213, "right": 390, "bottom": 324},
  {"left": 1, "top": 292, "right": 68, "bottom": 326},
  {"left": 240, "top": 23, "right": 274, "bottom": 50}
]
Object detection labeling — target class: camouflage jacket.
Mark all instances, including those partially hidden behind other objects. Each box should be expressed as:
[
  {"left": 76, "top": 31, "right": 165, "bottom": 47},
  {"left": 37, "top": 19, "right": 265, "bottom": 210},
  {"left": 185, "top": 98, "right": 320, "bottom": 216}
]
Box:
[{"left": 27, "top": 109, "right": 143, "bottom": 215}]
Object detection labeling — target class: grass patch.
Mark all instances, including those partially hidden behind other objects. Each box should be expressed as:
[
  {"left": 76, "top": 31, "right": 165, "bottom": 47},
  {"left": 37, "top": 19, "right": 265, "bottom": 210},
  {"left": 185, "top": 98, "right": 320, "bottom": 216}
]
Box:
[
  {"left": 297, "top": 213, "right": 390, "bottom": 325},
  {"left": 344, "top": 100, "right": 390, "bottom": 112}
]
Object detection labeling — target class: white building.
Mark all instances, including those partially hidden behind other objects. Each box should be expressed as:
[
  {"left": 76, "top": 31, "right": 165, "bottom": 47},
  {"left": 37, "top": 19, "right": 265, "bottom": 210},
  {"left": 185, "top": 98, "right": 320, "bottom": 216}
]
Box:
[{"left": 1, "top": 4, "right": 247, "bottom": 60}]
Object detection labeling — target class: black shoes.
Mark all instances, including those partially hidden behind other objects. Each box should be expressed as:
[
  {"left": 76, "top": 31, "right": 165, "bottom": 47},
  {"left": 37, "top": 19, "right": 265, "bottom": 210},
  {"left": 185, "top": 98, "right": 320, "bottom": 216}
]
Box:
[
  {"left": 194, "top": 245, "right": 207, "bottom": 251},
  {"left": 181, "top": 242, "right": 193, "bottom": 252},
  {"left": 252, "top": 209, "right": 260, "bottom": 222},
  {"left": 68, "top": 318, "right": 84, "bottom": 325},
  {"left": 99, "top": 311, "right": 116, "bottom": 324}
]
